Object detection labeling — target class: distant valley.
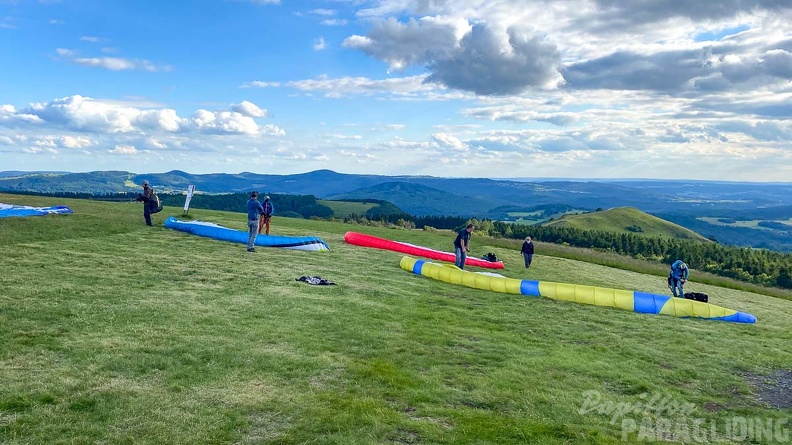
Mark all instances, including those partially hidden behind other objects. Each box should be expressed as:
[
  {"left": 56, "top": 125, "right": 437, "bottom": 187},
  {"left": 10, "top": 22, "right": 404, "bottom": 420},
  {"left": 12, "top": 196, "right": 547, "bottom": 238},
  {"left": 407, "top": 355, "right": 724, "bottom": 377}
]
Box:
[{"left": 1, "top": 169, "right": 791, "bottom": 252}]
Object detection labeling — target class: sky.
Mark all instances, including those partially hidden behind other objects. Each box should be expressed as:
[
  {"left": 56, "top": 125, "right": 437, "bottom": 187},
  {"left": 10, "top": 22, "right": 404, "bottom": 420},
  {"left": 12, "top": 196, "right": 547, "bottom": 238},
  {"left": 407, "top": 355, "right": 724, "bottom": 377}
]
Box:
[{"left": 1, "top": 0, "right": 791, "bottom": 181}]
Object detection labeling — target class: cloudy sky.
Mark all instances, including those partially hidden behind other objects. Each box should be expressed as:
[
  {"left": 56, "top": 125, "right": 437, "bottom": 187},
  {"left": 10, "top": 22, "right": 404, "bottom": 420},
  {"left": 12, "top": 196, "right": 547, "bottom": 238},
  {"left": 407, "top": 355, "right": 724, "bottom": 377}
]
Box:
[{"left": 1, "top": 0, "right": 791, "bottom": 181}]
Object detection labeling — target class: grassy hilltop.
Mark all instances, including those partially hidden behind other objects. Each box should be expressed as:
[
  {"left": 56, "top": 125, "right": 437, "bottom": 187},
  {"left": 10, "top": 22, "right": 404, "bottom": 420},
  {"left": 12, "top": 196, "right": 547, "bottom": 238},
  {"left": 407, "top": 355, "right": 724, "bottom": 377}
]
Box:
[
  {"left": 542, "top": 207, "right": 709, "bottom": 241},
  {"left": 1, "top": 194, "right": 791, "bottom": 444}
]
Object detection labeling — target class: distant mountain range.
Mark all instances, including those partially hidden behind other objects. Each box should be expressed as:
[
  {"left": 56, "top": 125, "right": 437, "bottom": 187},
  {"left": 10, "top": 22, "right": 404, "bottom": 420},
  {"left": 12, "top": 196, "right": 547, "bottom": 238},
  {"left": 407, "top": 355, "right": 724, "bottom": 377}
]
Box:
[
  {"left": 2, "top": 169, "right": 790, "bottom": 215},
  {"left": 1, "top": 169, "right": 791, "bottom": 251}
]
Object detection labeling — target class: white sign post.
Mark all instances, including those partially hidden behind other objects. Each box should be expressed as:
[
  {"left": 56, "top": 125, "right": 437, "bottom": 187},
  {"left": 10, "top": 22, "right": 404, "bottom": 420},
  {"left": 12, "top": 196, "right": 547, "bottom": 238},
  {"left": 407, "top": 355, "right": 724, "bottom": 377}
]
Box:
[{"left": 182, "top": 184, "right": 196, "bottom": 216}]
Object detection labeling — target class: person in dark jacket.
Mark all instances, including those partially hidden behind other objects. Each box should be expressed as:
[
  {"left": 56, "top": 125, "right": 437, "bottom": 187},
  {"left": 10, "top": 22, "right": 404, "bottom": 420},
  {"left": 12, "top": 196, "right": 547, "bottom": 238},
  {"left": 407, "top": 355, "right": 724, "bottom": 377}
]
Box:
[
  {"left": 246, "top": 191, "right": 265, "bottom": 252},
  {"left": 453, "top": 224, "right": 474, "bottom": 269},
  {"left": 135, "top": 179, "right": 154, "bottom": 226},
  {"left": 521, "top": 236, "right": 535, "bottom": 269},
  {"left": 258, "top": 195, "right": 275, "bottom": 235}
]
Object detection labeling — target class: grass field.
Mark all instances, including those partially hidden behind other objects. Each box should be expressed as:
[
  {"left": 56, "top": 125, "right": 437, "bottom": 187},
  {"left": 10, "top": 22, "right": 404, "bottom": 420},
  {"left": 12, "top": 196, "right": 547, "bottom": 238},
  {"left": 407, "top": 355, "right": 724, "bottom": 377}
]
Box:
[
  {"left": 699, "top": 217, "right": 792, "bottom": 230},
  {"left": 1, "top": 194, "right": 791, "bottom": 444},
  {"left": 318, "top": 200, "right": 378, "bottom": 218},
  {"left": 544, "top": 207, "right": 708, "bottom": 241}
]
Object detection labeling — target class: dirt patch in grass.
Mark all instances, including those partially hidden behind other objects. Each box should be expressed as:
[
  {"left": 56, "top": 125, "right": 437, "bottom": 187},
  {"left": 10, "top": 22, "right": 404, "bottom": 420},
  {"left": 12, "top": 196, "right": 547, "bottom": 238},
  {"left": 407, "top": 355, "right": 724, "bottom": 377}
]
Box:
[{"left": 743, "top": 370, "right": 792, "bottom": 409}]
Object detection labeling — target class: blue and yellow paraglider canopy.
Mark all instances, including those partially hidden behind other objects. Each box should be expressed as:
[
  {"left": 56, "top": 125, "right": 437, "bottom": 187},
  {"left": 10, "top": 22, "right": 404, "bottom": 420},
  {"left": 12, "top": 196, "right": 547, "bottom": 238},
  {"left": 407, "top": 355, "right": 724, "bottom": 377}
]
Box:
[{"left": 400, "top": 256, "right": 755, "bottom": 324}]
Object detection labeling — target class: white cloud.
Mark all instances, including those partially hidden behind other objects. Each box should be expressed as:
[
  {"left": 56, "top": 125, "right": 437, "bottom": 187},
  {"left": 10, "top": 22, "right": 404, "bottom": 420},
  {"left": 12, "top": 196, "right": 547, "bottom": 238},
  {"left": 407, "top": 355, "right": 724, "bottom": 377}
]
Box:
[
  {"left": 313, "top": 37, "right": 327, "bottom": 51},
  {"left": 344, "top": 16, "right": 562, "bottom": 95},
  {"left": 80, "top": 36, "right": 102, "bottom": 43},
  {"left": 71, "top": 57, "right": 169, "bottom": 72},
  {"left": 109, "top": 145, "right": 138, "bottom": 154},
  {"left": 310, "top": 9, "right": 336, "bottom": 16},
  {"left": 321, "top": 19, "right": 348, "bottom": 26},
  {"left": 242, "top": 81, "right": 281, "bottom": 88},
  {"left": 248, "top": 74, "right": 439, "bottom": 97},
  {"left": 431, "top": 132, "right": 467, "bottom": 150},
  {"left": 4, "top": 95, "right": 284, "bottom": 137},
  {"left": 230, "top": 100, "right": 268, "bottom": 118},
  {"left": 31, "top": 135, "right": 94, "bottom": 149}
]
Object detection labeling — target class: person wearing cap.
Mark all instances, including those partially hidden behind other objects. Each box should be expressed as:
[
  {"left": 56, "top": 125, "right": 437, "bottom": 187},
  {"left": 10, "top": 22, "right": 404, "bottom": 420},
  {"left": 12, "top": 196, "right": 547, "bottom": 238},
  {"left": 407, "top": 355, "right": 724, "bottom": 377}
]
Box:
[
  {"left": 135, "top": 179, "right": 154, "bottom": 226},
  {"left": 258, "top": 195, "right": 275, "bottom": 235},
  {"left": 246, "top": 191, "right": 265, "bottom": 252},
  {"left": 668, "top": 260, "right": 689, "bottom": 298},
  {"left": 520, "top": 236, "right": 534, "bottom": 269}
]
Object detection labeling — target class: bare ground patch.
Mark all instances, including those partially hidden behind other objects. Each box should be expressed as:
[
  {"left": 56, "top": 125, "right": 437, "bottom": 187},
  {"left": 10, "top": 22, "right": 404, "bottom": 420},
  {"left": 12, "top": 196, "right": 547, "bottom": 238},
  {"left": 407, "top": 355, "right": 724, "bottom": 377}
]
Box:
[{"left": 743, "top": 370, "right": 792, "bottom": 410}]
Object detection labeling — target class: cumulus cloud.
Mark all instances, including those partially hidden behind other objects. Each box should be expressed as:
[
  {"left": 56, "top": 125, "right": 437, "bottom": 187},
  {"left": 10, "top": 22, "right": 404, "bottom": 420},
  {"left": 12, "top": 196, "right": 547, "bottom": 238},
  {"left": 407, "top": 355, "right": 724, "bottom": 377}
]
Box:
[
  {"left": 588, "top": 0, "right": 792, "bottom": 28},
  {"left": 191, "top": 110, "right": 262, "bottom": 135},
  {"left": 431, "top": 132, "right": 467, "bottom": 150},
  {"left": 343, "top": 16, "right": 471, "bottom": 71},
  {"left": 2, "top": 95, "right": 283, "bottom": 137},
  {"left": 22, "top": 96, "right": 179, "bottom": 133},
  {"left": 32, "top": 135, "right": 94, "bottom": 149},
  {"left": 564, "top": 44, "right": 792, "bottom": 93},
  {"left": 313, "top": 37, "right": 327, "bottom": 51},
  {"left": 230, "top": 100, "right": 268, "bottom": 117},
  {"left": 343, "top": 17, "right": 562, "bottom": 95}
]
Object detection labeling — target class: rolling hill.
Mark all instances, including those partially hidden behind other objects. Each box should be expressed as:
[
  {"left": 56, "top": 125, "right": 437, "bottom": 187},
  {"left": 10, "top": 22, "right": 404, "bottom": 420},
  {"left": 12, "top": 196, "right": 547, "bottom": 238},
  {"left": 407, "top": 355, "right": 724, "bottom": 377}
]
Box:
[
  {"left": 327, "top": 181, "right": 503, "bottom": 216},
  {"left": 3, "top": 169, "right": 792, "bottom": 251},
  {"left": 542, "top": 206, "right": 710, "bottom": 240}
]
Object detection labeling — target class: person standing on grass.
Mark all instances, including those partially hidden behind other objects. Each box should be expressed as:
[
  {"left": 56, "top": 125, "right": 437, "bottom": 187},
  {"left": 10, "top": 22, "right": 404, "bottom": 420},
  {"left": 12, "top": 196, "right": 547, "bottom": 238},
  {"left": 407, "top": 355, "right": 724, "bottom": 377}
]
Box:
[
  {"left": 135, "top": 179, "right": 154, "bottom": 226},
  {"left": 246, "top": 191, "right": 265, "bottom": 252},
  {"left": 454, "top": 224, "right": 474, "bottom": 269},
  {"left": 258, "top": 195, "right": 275, "bottom": 235},
  {"left": 668, "top": 260, "right": 689, "bottom": 298},
  {"left": 521, "top": 236, "right": 535, "bottom": 269}
]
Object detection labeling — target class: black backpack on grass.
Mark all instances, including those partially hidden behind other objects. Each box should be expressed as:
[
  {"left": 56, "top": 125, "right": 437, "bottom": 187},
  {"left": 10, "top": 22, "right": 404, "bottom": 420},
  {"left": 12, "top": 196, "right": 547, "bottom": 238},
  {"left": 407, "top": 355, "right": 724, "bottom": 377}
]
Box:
[
  {"left": 483, "top": 252, "right": 498, "bottom": 262},
  {"left": 683, "top": 292, "right": 709, "bottom": 303}
]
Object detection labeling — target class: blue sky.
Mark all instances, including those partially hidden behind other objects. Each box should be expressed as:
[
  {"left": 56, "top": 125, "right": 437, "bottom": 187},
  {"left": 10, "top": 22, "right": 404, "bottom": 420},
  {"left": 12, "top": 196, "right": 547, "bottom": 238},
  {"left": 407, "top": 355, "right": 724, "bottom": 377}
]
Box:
[{"left": 1, "top": 0, "right": 791, "bottom": 181}]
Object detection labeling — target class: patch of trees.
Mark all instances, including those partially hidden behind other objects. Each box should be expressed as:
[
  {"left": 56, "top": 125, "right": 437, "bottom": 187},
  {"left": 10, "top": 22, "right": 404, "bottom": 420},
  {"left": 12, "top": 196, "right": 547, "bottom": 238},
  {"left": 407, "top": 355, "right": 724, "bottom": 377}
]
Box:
[
  {"left": 656, "top": 213, "right": 792, "bottom": 253},
  {"left": 345, "top": 213, "right": 469, "bottom": 230},
  {"left": 757, "top": 221, "right": 790, "bottom": 231},
  {"left": 497, "top": 222, "right": 792, "bottom": 290},
  {"left": 160, "top": 192, "right": 335, "bottom": 219}
]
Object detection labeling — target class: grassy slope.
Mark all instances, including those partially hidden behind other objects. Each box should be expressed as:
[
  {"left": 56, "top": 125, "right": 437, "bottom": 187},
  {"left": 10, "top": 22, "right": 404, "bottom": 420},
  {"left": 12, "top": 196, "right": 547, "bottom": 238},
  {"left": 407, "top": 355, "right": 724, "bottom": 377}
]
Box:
[
  {"left": 543, "top": 207, "right": 708, "bottom": 240},
  {"left": 1, "top": 194, "right": 790, "bottom": 444},
  {"left": 318, "top": 200, "right": 378, "bottom": 218}
]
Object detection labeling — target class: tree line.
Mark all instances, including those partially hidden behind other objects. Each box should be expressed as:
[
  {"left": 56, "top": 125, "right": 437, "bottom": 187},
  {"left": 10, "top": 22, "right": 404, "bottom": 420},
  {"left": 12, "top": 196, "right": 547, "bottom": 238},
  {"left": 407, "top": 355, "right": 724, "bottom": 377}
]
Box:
[{"left": 493, "top": 222, "right": 792, "bottom": 290}]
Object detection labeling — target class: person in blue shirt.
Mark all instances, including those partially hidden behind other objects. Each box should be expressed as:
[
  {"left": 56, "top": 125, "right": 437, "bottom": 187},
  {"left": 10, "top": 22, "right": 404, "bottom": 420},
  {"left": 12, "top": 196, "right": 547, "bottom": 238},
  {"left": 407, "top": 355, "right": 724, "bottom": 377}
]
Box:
[
  {"left": 246, "top": 191, "right": 265, "bottom": 252},
  {"left": 258, "top": 195, "right": 275, "bottom": 235},
  {"left": 453, "top": 224, "right": 474, "bottom": 269},
  {"left": 668, "top": 260, "right": 689, "bottom": 298},
  {"left": 135, "top": 179, "right": 154, "bottom": 226}
]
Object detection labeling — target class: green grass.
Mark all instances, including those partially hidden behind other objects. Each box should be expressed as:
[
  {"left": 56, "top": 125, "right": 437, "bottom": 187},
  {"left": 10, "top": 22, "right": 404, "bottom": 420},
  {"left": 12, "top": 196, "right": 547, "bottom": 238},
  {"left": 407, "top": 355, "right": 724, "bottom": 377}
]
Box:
[
  {"left": 1, "top": 194, "right": 791, "bottom": 444},
  {"left": 544, "top": 207, "right": 708, "bottom": 240},
  {"left": 700, "top": 217, "right": 792, "bottom": 230},
  {"left": 319, "top": 200, "right": 379, "bottom": 218}
]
